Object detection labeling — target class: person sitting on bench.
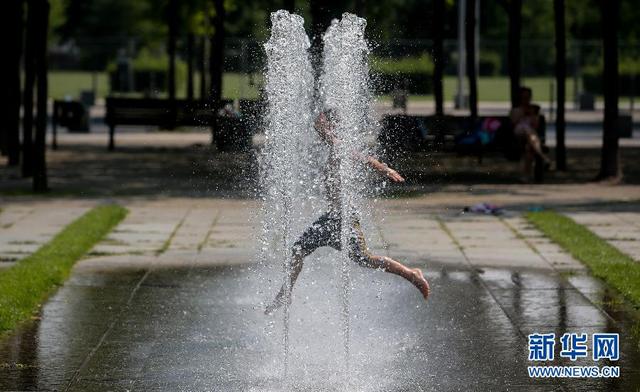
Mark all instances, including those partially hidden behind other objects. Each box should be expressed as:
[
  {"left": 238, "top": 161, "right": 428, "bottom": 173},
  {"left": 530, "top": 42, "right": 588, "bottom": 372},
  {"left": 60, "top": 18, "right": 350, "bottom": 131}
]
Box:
[{"left": 510, "top": 87, "right": 552, "bottom": 182}]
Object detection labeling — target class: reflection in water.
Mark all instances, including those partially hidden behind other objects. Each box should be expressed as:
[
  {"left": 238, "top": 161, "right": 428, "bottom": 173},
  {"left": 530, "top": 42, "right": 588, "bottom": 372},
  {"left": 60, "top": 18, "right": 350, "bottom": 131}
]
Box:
[
  {"left": 0, "top": 322, "right": 39, "bottom": 390},
  {"left": 0, "top": 265, "right": 638, "bottom": 390}
]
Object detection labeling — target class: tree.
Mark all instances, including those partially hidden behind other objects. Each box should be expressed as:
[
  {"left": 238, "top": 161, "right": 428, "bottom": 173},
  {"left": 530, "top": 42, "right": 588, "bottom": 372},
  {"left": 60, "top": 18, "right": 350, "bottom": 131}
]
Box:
[
  {"left": 22, "top": 0, "right": 38, "bottom": 178},
  {"left": 166, "top": 0, "right": 179, "bottom": 130},
  {"left": 0, "top": 0, "right": 23, "bottom": 167},
  {"left": 554, "top": 0, "right": 567, "bottom": 171},
  {"left": 209, "top": 0, "right": 225, "bottom": 104},
  {"left": 598, "top": 0, "right": 620, "bottom": 180},
  {"left": 465, "top": 0, "right": 478, "bottom": 119},
  {"left": 59, "top": 0, "right": 165, "bottom": 70},
  {"left": 33, "top": 0, "right": 50, "bottom": 192},
  {"left": 432, "top": 0, "right": 445, "bottom": 116},
  {"left": 200, "top": 37, "right": 208, "bottom": 99},
  {"left": 506, "top": 0, "right": 522, "bottom": 108},
  {"left": 186, "top": 32, "right": 195, "bottom": 100},
  {"left": 167, "top": 0, "right": 179, "bottom": 103}
]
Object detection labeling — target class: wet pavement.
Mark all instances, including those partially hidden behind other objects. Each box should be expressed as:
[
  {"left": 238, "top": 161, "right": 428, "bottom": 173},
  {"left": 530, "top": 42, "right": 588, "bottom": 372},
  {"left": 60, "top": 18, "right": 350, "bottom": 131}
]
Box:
[{"left": 1, "top": 200, "right": 639, "bottom": 391}]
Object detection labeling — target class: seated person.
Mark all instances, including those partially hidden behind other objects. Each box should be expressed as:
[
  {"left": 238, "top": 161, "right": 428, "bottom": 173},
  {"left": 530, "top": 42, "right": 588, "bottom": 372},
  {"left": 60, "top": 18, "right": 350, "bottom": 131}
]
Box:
[{"left": 510, "top": 87, "right": 551, "bottom": 181}]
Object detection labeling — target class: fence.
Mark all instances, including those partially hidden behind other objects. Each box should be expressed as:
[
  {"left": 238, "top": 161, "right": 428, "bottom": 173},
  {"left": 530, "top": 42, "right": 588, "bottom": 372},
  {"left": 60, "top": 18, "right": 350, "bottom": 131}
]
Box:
[{"left": 47, "top": 37, "right": 639, "bottom": 104}]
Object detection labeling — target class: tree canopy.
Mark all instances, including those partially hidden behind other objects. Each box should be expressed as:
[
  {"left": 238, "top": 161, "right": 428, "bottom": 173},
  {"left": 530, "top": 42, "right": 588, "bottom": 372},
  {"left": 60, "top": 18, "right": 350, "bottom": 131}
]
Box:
[{"left": 51, "top": 0, "right": 640, "bottom": 70}]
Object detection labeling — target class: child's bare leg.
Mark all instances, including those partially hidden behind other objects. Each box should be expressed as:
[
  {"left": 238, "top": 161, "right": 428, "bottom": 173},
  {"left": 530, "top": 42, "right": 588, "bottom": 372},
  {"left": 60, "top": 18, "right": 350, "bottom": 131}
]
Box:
[
  {"left": 349, "top": 221, "right": 430, "bottom": 300},
  {"left": 265, "top": 213, "right": 339, "bottom": 314},
  {"left": 526, "top": 131, "right": 551, "bottom": 163},
  {"left": 351, "top": 243, "right": 430, "bottom": 300},
  {"left": 264, "top": 250, "right": 304, "bottom": 315},
  {"left": 369, "top": 254, "right": 430, "bottom": 300}
]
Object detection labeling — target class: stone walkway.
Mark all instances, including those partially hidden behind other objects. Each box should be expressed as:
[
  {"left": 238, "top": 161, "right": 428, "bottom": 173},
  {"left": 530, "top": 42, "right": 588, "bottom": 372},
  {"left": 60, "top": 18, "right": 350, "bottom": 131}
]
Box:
[
  {"left": 1, "top": 198, "right": 639, "bottom": 390},
  {"left": 0, "top": 202, "right": 90, "bottom": 267},
  {"left": 77, "top": 200, "right": 590, "bottom": 273},
  {"left": 567, "top": 212, "right": 640, "bottom": 262}
]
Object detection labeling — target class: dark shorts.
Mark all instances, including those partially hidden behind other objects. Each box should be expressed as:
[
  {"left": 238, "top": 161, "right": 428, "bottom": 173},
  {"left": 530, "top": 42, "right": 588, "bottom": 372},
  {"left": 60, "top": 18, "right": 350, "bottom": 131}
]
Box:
[{"left": 292, "top": 212, "right": 382, "bottom": 268}]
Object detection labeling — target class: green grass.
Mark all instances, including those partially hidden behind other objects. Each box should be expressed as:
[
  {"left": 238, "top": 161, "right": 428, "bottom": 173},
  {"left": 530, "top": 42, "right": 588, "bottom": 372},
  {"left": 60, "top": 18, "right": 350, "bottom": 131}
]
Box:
[
  {"left": 48, "top": 71, "right": 110, "bottom": 100},
  {"left": 0, "top": 204, "right": 127, "bottom": 334},
  {"left": 49, "top": 71, "right": 562, "bottom": 102},
  {"left": 48, "top": 71, "right": 262, "bottom": 100},
  {"left": 380, "top": 76, "right": 582, "bottom": 103},
  {"left": 51, "top": 71, "right": 640, "bottom": 105},
  {"left": 526, "top": 211, "right": 640, "bottom": 308}
]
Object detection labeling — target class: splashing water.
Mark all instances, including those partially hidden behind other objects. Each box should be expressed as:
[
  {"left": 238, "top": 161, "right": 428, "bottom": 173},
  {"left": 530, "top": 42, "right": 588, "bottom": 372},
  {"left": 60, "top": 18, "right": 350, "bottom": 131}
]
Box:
[
  {"left": 318, "top": 12, "right": 374, "bottom": 372},
  {"left": 261, "top": 10, "right": 375, "bottom": 384},
  {"left": 261, "top": 10, "right": 315, "bottom": 378}
]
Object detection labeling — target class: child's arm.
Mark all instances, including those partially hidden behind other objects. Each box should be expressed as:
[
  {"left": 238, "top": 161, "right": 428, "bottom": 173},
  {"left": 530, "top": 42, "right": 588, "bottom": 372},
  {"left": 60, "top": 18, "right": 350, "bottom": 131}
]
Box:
[{"left": 352, "top": 151, "right": 405, "bottom": 182}]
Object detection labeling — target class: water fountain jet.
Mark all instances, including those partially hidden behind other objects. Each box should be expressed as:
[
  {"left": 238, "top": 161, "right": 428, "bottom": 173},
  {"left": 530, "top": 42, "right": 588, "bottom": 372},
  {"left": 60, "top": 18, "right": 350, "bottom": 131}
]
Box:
[{"left": 261, "top": 10, "right": 375, "bottom": 384}]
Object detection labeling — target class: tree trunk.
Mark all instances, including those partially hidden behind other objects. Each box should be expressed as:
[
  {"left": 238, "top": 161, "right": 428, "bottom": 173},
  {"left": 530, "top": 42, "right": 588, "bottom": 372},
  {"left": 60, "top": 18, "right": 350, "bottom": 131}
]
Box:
[
  {"left": 33, "top": 0, "right": 49, "bottom": 192},
  {"left": 166, "top": 0, "right": 178, "bottom": 130},
  {"left": 209, "top": 0, "right": 225, "bottom": 105},
  {"left": 507, "top": 0, "right": 521, "bottom": 108},
  {"left": 167, "top": 0, "right": 178, "bottom": 103},
  {"left": 22, "top": 0, "right": 37, "bottom": 178},
  {"left": 432, "top": 0, "right": 445, "bottom": 116},
  {"left": 200, "top": 36, "right": 207, "bottom": 100},
  {"left": 2, "top": 0, "right": 23, "bottom": 166},
  {"left": 554, "top": 0, "right": 567, "bottom": 171},
  {"left": 465, "top": 0, "right": 478, "bottom": 119},
  {"left": 283, "top": 0, "right": 295, "bottom": 12},
  {"left": 187, "top": 33, "right": 195, "bottom": 101},
  {"left": 598, "top": 0, "right": 620, "bottom": 180}
]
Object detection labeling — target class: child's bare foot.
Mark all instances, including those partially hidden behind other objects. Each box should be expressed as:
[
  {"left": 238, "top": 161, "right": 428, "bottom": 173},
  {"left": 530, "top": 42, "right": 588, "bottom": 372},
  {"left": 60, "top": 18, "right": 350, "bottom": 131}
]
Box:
[
  {"left": 411, "top": 268, "right": 430, "bottom": 300},
  {"left": 264, "top": 300, "right": 280, "bottom": 315},
  {"left": 264, "top": 291, "right": 290, "bottom": 315}
]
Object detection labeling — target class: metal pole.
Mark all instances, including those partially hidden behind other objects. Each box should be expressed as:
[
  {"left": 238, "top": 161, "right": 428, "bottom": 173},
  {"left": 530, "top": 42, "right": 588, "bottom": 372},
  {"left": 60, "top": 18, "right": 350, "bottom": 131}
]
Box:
[
  {"left": 433, "top": 0, "right": 445, "bottom": 116},
  {"left": 475, "top": 0, "right": 480, "bottom": 77},
  {"left": 549, "top": 80, "right": 555, "bottom": 123},
  {"left": 573, "top": 42, "right": 579, "bottom": 109},
  {"left": 456, "top": 0, "right": 467, "bottom": 109}
]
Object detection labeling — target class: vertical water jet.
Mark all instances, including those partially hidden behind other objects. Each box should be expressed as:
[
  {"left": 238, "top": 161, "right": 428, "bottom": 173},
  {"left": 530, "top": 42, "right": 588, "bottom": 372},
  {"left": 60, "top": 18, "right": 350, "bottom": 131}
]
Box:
[
  {"left": 261, "top": 10, "right": 315, "bottom": 378},
  {"left": 319, "top": 12, "right": 374, "bottom": 372},
  {"left": 261, "top": 10, "right": 375, "bottom": 385}
]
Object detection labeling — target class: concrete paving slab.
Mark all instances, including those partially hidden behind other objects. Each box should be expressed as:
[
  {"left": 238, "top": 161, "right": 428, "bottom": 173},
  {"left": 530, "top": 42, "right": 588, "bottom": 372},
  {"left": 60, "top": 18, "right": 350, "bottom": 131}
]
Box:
[
  {"left": 568, "top": 211, "right": 640, "bottom": 262},
  {"left": 0, "top": 203, "right": 89, "bottom": 262}
]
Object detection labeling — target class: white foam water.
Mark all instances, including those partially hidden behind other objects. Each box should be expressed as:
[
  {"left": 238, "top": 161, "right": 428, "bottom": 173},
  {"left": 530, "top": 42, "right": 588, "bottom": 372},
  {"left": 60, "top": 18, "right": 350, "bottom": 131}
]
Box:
[
  {"left": 260, "top": 10, "right": 375, "bottom": 387},
  {"left": 261, "top": 9, "right": 316, "bottom": 378},
  {"left": 318, "top": 12, "right": 374, "bottom": 373}
]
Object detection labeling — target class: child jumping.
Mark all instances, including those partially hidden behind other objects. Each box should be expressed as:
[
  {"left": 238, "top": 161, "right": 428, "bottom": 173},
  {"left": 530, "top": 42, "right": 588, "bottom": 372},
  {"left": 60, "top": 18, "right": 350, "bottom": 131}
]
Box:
[{"left": 265, "top": 110, "right": 430, "bottom": 314}]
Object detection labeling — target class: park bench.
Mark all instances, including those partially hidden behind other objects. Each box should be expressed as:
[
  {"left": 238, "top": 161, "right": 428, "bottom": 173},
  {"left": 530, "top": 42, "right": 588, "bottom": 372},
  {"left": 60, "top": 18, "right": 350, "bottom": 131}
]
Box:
[
  {"left": 379, "top": 114, "right": 548, "bottom": 182},
  {"left": 105, "top": 97, "right": 258, "bottom": 151},
  {"left": 51, "top": 100, "right": 90, "bottom": 149}
]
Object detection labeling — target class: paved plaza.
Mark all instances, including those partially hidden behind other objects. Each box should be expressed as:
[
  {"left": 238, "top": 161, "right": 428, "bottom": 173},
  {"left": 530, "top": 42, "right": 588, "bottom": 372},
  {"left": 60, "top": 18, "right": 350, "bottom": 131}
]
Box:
[{"left": 1, "top": 195, "right": 639, "bottom": 390}]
